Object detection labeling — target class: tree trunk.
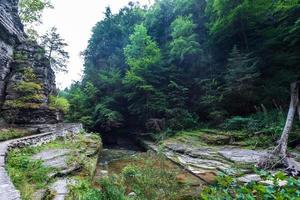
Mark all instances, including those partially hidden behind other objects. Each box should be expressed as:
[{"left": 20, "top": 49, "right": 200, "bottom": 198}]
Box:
[
  {"left": 298, "top": 104, "right": 300, "bottom": 121},
  {"left": 277, "top": 82, "right": 299, "bottom": 156},
  {"left": 259, "top": 82, "right": 300, "bottom": 175}
]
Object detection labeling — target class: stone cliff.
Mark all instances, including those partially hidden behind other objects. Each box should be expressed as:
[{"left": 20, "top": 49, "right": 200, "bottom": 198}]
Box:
[{"left": 0, "top": 0, "right": 62, "bottom": 124}]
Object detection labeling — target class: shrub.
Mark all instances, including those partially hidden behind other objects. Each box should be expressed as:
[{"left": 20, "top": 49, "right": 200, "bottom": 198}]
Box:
[
  {"left": 68, "top": 177, "right": 127, "bottom": 200},
  {"left": 0, "top": 129, "right": 29, "bottom": 141},
  {"left": 122, "top": 156, "right": 185, "bottom": 200},
  {"left": 166, "top": 108, "right": 198, "bottom": 130},
  {"left": 222, "top": 116, "right": 255, "bottom": 130},
  {"left": 68, "top": 179, "right": 103, "bottom": 200},
  {"left": 222, "top": 110, "right": 285, "bottom": 135},
  {"left": 49, "top": 95, "right": 70, "bottom": 113},
  {"left": 122, "top": 165, "right": 139, "bottom": 178}
]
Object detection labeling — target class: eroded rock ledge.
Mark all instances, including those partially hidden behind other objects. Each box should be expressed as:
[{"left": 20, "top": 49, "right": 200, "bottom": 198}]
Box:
[
  {"left": 0, "top": 0, "right": 61, "bottom": 125},
  {"left": 0, "top": 123, "right": 83, "bottom": 200}
]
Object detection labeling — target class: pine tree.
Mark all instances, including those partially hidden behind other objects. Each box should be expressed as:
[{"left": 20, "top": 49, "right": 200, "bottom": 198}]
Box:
[{"left": 41, "top": 27, "right": 70, "bottom": 72}]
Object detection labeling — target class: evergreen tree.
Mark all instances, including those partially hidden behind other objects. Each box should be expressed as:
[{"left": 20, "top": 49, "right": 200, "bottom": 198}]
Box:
[
  {"left": 41, "top": 27, "right": 70, "bottom": 72},
  {"left": 124, "top": 24, "right": 166, "bottom": 122}
]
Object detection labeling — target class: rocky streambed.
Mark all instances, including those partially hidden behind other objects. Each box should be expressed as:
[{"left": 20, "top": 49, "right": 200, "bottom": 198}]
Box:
[
  {"left": 93, "top": 147, "right": 205, "bottom": 197},
  {"left": 138, "top": 134, "right": 300, "bottom": 185}
]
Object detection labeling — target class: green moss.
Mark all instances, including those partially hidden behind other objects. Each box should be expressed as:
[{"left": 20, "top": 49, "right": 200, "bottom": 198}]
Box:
[
  {"left": 4, "top": 100, "right": 42, "bottom": 109},
  {"left": 13, "top": 52, "right": 28, "bottom": 61},
  {"left": 15, "top": 81, "right": 42, "bottom": 94}
]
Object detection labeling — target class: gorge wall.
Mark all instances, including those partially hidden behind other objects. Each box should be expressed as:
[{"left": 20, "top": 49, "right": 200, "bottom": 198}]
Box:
[{"left": 0, "top": 0, "right": 62, "bottom": 124}]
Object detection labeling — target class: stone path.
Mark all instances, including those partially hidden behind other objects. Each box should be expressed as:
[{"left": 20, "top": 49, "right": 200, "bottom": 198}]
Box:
[
  {"left": 50, "top": 178, "right": 75, "bottom": 200},
  {"left": 0, "top": 123, "right": 82, "bottom": 200},
  {"left": 32, "top": 149, "right": 72, "bottom": 169}
]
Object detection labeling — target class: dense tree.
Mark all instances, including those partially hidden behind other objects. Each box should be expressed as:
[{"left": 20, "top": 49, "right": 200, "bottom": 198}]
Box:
[
  {"left": 64, "top": 0, "right": 300, "bottom": 136},
  {"left": 169, "top": 16, "right": 200, "bottom": 63},
  {"left": 124, "top": 24, "right": 165, "bottom": 122}
]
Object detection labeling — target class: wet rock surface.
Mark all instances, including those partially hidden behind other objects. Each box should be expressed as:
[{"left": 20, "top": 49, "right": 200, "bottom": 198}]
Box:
[{"left": 139, "top": 139, "right": 294, "bottom": 184}]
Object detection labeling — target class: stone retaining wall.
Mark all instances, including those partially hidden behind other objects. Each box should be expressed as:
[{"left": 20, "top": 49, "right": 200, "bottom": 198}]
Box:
[{"left": 0, "top": 123, "right": 83, "bottom": 200}]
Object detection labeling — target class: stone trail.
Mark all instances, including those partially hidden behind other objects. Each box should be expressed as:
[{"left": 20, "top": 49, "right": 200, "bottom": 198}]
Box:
[{"left": 0, "top": 123, "right": 82, "bottom": 200}]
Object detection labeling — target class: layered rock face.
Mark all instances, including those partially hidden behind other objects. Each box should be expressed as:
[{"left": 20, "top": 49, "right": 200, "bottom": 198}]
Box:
[{"left": 0, "top": 0, "right": 62, "bottom": 124}]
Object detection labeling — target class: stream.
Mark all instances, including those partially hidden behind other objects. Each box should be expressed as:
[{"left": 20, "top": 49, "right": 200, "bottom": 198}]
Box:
[{"left": 93, "top": 135, "right": 205, "bottom": 197}]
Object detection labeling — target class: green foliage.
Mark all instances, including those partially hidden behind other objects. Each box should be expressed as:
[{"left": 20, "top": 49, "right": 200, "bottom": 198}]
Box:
[
  {"left": 6, "top": 68, "right": 45, "bottom": 111},
  {"left": 49, "top": 95, "right": 70, "bottom": 113},
  {"left": 0, "top": 129, "right": 30, "bottom": 141},
  {"left": 121, "top": 155, "right": 187, "bottom": 200},
  {"left": 169, "top": 16, "right": 201, "bottom": 61},
  {"left": 69, "top": 154, "right": 193, "bottom": 200},
  {"left": 200, "top": 172, "right": 300, "bottom": 200},
  {"left": 68, "top": 179, "right": 103, "bottom": 200},
  {"left": 223, "top": 110, "right": 285, "bottom": 135},
  {"left": 222, "top": 116, "right": 254, "bottom": 131},
  {"left": 15, "top": 82, "right": 42, "bottom": 94},
  {"left": 19, "top": 0, "right": 53, "bottom": 24},
  {"left": 124, "top": 24, "right": 161, "bottom": 70},
  {"left": 222, "top": 110, "right": 286, "bottom": 148},
  {"left": 7, "top": 149, "right": 53, "bottom": 198},
  {"left": 224, "top": 46, "right": 260, "bottom": 94},
  {"left": 65, "top": 0, "right": 300, "bottom": 136},
  {"left": 166, "top": 108, "right": 198, "bottom": 130}
]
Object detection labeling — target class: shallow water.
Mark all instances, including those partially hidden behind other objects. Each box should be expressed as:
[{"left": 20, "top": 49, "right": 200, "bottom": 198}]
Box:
[{"left": 93, "top": 147, "right": 204, "bottom": 197}]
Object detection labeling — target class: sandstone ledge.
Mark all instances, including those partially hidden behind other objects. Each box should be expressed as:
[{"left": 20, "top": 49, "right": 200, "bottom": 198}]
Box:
[{"left": 0, "top": 123, "right": 83, "bottom": 200}]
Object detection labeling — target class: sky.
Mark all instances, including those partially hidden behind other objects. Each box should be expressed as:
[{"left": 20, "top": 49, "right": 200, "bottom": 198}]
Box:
[{"left": 39, "top": 0, "right": 152, "bottom": 89}]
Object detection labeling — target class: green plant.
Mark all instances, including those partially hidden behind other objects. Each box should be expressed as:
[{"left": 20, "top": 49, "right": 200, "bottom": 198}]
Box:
[
  {"left": 49, "top": 95, "right": 70, "bottom": 113},
  {"left": 0, "top": 129, "right": 30, "bottom": 141},
  {"left": 200, "top": 172, "right": 300, "bottom": 200},
  {"left": 121, "top": 156, "right": 187, "bottom": 200},
  {"left": 7, "top": 150, "right": 53, "bottom": 198},
  {"left": 222, "top": 116, "right": 255, "bottom": 130},
  {"left": 68, "top": 178, "right": 103, "bottom": 200},
  {"left": 166, "top": 108, "right": 199, "bottom": 131},
  {"left": 68, "top": 177, "right": 128, "bottom": 200}
]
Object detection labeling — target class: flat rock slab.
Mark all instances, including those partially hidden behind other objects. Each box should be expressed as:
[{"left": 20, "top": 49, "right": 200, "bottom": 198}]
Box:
[
  {"left": 238, "top": 174, "right": 261, "bottom": 183},
  {"left": 50, "top": 178, "right": 75, "bottom": 200},
  {"left": 32, "top": 149, "right": 72, "bottom": 169},
  {"left": 218, "top": 148, "right": 269, "bottom": 164}
]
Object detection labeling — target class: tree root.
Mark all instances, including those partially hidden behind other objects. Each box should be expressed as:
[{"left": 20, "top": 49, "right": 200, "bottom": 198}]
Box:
[{"left": 257, "top": 147, "right": 300, "bottom": 176}]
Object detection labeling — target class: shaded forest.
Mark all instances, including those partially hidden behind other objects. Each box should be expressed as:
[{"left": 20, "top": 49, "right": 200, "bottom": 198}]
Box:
[{"left": 63, "top": 0, "right": 300, "bottom": 134}]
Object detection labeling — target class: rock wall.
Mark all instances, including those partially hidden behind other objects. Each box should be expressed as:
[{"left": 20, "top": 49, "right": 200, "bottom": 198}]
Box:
[
  {"left": 0, "top": 0, "right": 24, "bottom": 108},
  {"left": 0, "top": 0, "right": 61, "bottom": 124}
]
